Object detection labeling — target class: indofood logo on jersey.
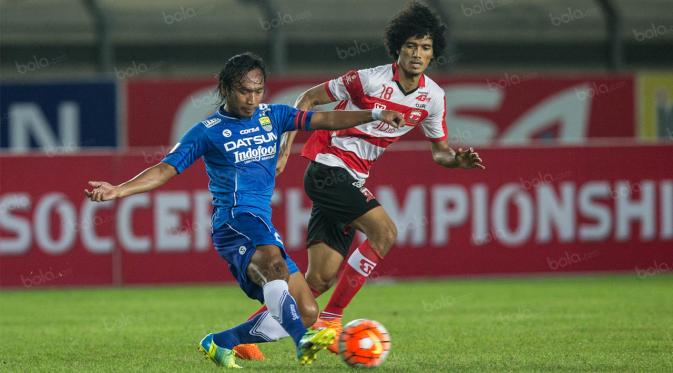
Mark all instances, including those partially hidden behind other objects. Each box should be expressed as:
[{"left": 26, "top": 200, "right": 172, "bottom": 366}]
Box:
[{"left": 224, "top": 132, "right": 278, "bottom": 163}]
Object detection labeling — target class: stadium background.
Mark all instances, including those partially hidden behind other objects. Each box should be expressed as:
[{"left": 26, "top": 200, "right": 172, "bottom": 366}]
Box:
[{"left": 1, "top": 1, "right": 672, "bottom": 371}]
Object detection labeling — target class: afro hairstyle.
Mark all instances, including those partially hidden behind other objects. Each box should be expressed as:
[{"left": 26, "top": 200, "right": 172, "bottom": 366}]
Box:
[{"left": 384, "top": 1, "right": 447, "bottom": 61}]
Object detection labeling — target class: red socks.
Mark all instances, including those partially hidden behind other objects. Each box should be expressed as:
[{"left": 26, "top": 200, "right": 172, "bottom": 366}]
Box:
[
  {"left": 320, "top": 240, "right": 382, "bottom": 319},
  {"left": 247, "top": 241, "right": 382, "bottom": 324}
]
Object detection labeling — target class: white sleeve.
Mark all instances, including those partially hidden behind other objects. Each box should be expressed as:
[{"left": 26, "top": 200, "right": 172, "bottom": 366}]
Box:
[
  {"left": 420, "top": 92, "right": 448, "bottom": 142},
  {"left": 326, "top": 69, "right": 371, "bottom": 102}
]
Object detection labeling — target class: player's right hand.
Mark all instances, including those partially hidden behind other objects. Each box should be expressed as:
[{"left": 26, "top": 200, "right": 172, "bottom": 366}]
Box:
[
  {"left": 84, "top": 181, "right": 120, "bottom": 202},
  {"left": 380, "top": 110, "right": 406, "bottom": 128}
]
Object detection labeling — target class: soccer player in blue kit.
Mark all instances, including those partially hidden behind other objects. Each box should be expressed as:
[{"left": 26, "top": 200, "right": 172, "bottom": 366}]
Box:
[{"left": 84, "top": 52, "right": 405, "bottom": 368}]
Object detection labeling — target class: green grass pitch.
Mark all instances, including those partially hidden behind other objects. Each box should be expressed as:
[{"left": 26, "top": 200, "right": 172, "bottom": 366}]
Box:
[{"left": 1, "top": 275, "right": 672, "bottom": 372}]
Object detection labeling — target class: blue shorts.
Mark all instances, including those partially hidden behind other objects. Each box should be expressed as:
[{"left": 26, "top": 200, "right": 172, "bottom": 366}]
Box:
[{"left": 211, "top": 211, "right": 299, "bottom": 302}]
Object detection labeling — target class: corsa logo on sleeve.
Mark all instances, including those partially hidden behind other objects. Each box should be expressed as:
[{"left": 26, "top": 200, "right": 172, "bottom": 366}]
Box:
[{"left": 240, "top": 127, "right": 260, "bottom": 135}]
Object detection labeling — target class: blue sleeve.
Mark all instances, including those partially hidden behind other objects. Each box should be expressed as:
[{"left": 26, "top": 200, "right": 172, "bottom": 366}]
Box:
[
  {"left": 270, "top": 104, "right": 313, "bottom": 133},
  {"left": 161, "top": 122, "right": 210, "bottom": 174}
]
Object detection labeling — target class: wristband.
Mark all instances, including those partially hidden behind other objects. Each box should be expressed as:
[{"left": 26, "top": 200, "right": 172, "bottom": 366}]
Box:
[
  {"left": 371, "top": 108, "right": 383, "bottom": 121},
  {"left": 303, "top": 111, "right": 313, "bottom": 131}
]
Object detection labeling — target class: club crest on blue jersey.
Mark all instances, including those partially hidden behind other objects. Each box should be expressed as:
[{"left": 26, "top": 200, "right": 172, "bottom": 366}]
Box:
[{"left": 259, "top": 116, "right": 272, "bottom": 132}]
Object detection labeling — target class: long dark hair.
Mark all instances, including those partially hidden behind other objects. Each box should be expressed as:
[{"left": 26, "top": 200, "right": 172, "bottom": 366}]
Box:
[{"left": 217, "top": 52, "right": 267, "bottom": 105}]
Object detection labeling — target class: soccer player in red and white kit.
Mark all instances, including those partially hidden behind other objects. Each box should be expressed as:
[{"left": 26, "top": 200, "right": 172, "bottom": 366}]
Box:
[{"left": 234, "top": 2, "right": 484, "bottom": 359}]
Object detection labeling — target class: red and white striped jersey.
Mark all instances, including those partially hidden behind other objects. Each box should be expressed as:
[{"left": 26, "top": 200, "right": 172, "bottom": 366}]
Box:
[{"left": 301, "top": 63, "right": 447, "bottom": 180}]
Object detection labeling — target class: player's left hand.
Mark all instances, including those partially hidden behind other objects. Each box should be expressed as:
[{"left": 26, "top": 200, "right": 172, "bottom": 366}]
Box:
[{"left": 455, "top": 147, "right": 485, "bottom": 170}]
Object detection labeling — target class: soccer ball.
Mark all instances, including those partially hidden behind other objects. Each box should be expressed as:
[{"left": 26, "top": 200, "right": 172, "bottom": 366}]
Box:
[{"left": 339, "top": 319, "right": 391, "bottom": 368}]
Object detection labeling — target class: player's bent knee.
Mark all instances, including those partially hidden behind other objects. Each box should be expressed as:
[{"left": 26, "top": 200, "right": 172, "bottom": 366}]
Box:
[
  {"left": 385, "top": 222, "right": 398, "bottom": 246},
  {"left": 305, "top": 271, "right": 334, "bottom": 294},
  {"left": 369, "top": 223, "right": 397, "bottom": 256}
]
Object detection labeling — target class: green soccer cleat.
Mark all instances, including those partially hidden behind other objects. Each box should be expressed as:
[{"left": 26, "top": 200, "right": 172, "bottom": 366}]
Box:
[
  {"left": 296, "top": 328, "right": 337, "bottom": 366},
  {"left": 199, "top": 333, "right": 242, "bottom": 369}
]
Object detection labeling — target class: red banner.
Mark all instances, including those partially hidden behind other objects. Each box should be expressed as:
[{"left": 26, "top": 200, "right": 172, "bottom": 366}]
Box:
[
  {"left": 1, "top": 144, "right": 671, "bottom": 287},
  {"left": 126, "top": 75, "right": 635, "bottom": 147}
]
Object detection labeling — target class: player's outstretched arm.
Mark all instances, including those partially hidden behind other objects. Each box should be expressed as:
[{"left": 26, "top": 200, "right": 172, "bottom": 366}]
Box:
[
  {"left": 296, "top": 83, "right": 336, "bottom": 110},
  {"left": 276, "top": 83, "right": 338, "bottom": 175},
  {"left": 311, "top": 109, "right": 405, "bottom": 131},
  {"left": 84, "top": 162, "right": 177, "bottom": 202},
  {"left": 430, "top": 140, "right": 485, "bottom": 169}
]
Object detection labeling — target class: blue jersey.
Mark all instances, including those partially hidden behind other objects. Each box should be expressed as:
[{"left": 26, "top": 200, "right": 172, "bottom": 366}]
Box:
[{"left": 162, "top": 103, "right": 312, "bottom": 226}]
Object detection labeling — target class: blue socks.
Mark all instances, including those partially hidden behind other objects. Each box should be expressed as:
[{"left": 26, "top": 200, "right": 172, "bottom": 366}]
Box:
[
  {"left": 211, "top": 280, "right": 306, "bottom": 349},
  {"left": 212, "top": 312, "right": 267, "bottom": 349},
  {"left": 262, "top": 279, "right": 307, "bottom": 346}
]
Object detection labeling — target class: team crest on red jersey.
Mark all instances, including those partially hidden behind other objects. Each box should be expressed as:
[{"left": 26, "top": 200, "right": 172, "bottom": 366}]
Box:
[{"left": 407, "top": 109, "right": 423, "bottom": 124}]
